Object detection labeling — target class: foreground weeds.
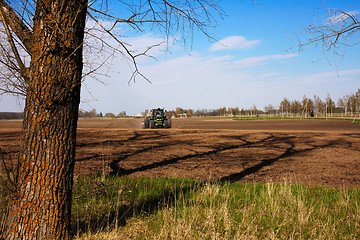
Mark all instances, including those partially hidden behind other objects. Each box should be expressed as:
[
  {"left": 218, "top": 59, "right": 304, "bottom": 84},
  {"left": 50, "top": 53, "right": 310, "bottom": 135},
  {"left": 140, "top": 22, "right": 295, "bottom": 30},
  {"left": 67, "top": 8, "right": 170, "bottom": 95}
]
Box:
[{"left": 73, "top": 176, "right": 360, "bottom": 240}]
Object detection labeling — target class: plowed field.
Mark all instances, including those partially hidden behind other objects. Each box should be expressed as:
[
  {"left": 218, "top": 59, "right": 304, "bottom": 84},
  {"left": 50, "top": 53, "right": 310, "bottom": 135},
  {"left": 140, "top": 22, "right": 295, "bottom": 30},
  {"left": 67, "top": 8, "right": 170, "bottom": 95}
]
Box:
[{"left": 1, "top": 118, "right": 359, "bottom": 188}]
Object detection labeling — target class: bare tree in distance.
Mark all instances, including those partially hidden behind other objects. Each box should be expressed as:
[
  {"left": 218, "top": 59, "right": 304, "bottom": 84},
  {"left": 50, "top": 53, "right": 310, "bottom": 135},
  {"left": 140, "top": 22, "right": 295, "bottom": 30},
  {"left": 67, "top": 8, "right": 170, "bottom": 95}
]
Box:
[
  {"left": 325, "top": 93, "right": 335, "bottom": 118},
  {"left": 337, "top": 97, "right": 346, "bottom": 117},
  {"left": 0, "top": 0, "right": 224, "bottom": 239},
  {"left": 290, "top": 99, "right": 302, "bottom": 115},
  {"left": 279, "top": 98, "right": 290, "bottom": 116}
]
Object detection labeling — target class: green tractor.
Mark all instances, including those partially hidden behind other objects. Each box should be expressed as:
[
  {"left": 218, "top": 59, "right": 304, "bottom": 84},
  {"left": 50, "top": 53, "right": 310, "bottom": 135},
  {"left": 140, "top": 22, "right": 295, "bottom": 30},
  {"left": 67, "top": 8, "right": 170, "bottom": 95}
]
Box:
[{"left": 143, "top": 108, "right": 172, "bottom": 129}]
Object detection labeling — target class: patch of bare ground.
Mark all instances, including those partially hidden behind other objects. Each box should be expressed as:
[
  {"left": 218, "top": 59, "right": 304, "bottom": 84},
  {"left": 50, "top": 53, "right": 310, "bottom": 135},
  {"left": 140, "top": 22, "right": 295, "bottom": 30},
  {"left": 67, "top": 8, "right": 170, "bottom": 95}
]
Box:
[{"left": 1, "top": 118, "right": 359, "bottom": 188}]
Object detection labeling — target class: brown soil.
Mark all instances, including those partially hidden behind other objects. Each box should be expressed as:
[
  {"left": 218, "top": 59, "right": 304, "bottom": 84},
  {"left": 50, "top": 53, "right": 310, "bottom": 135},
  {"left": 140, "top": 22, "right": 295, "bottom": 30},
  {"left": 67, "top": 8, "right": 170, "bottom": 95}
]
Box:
[{"left": 1, "top": 118, "right": 359, "bottom": 189}]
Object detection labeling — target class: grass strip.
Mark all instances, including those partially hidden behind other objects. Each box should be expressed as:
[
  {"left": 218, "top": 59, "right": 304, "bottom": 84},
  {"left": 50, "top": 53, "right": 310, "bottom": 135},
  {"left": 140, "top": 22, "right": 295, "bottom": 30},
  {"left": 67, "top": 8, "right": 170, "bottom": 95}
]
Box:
[
  {"left": 233, "top": 116, "right": 360, "bottom": 124},
  {"left": 1, "top": 175, "right": 359, "bottom": 239},
  {"left": 71, "top": 176, "right": 360, "bottom": 240}
]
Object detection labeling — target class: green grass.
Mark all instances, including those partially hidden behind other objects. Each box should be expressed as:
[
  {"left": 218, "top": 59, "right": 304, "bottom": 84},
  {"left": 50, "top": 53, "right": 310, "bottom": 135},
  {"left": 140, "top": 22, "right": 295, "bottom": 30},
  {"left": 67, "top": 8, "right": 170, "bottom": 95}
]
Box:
[
  {"left": 71, "top": 176, "right": 200, "bottom": 237},
  {"left": 233, "top": 116, "right": 302, "bottom": 121},
  {"left": 232, "top": 116, "right": 360, "bottom": 124},
  {"left": 1, "top": 175, "right": 359, "bottom": 239},
  {"left": 351, "top": 119, "right": 360, "bottom": 124},
  {"left": 72, "top": 176, "right": 360, "bottom": 239}
]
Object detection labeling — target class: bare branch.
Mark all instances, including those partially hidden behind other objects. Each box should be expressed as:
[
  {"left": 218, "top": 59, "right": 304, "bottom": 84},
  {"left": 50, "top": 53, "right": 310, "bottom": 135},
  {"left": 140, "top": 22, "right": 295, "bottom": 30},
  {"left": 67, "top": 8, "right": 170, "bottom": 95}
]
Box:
[
  {"left": 87, "top": 11, "right": 153, "bottom": 84},
  {"left": 0, "top": 0, "right": 33, "bottom": 54},
  {"left": 84, "top": 0, "right": 224, "bottom": 84},
  {"left": 293, "top": 7, "right": 360, "bottom": 62},
  {"left": 87, "top": 6, "right": 161, "bottom": 31},
  {"left": 0, "top": 10, "right": 28, "bottom": 81}
]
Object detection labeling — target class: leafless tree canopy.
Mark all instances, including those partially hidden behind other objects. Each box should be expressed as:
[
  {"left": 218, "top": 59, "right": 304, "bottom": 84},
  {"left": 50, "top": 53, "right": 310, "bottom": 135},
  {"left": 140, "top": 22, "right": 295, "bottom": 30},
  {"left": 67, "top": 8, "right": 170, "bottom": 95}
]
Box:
[
  {"left": 294, "top": 6, "right": 359, "bottom": 62},
  {"left": 0, "top": 0, "right": 224, "bottom": 96}
]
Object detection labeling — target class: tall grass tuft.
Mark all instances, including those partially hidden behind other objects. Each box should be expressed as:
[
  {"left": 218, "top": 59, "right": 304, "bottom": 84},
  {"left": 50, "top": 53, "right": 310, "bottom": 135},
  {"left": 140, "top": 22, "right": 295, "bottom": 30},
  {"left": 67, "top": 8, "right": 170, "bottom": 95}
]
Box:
[{"left": 73, "top": 176, "right": 360, "bottom": 239}]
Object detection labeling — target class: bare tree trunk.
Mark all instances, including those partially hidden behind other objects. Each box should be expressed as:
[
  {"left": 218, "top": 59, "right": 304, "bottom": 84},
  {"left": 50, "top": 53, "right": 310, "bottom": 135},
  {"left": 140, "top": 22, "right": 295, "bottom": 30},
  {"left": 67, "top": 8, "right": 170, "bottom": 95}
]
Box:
[{"left": 7, "top": 0, "right": 87, "bottom": 239}]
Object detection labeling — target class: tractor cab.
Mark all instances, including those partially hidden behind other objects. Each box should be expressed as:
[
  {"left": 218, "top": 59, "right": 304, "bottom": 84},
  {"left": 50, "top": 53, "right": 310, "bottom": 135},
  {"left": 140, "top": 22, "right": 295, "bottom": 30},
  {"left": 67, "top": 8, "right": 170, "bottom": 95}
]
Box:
[{"left": 152, "top": 108, "right": 165, "bottom": 118}]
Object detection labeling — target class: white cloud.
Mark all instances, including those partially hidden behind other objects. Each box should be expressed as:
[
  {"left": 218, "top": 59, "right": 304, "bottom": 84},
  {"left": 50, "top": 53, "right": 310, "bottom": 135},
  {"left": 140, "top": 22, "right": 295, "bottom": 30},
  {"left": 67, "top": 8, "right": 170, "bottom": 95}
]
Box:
[
  {"left": 210, "top": 36, "right": 260, "bottom": 51},
  {"left": 295, "top": 69, "right": 360, "bottom": 85},
  {"left": 0, "top": 94, "right": 24, "bottom": 112},
  {"left": 253, "top": 72, "right": 279, "bottom": 80},
  {"left": 122, "top": 34, "right": 167, "bottom": 58},
  {"left": 232, "top": 53, "right": 298, "bottom": 69}
]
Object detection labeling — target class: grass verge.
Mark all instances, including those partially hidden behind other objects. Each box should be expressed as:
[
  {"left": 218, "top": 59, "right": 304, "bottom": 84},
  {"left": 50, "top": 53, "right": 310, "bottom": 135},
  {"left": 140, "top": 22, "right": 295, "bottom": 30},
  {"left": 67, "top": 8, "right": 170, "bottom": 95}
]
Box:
[
  {"left": 1, "top": 175, "right": 359, "bottom": 239},
  {"left": 72, "top": 176, "right": 360, "bottom": 240},
  {"left": 351, "top": 119, "right": 360, "bottom": 124},
  {"left": 233, "top": 116, "right": 360, "bottom": 124},
  {"left": 233, "top": 116, "right": 304, "bottom": 121}
]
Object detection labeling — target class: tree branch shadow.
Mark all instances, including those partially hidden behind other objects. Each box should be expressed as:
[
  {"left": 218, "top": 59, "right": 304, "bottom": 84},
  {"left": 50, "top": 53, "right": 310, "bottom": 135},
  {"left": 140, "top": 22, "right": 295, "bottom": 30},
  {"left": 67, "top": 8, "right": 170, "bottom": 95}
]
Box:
[
  {"left": 75, "top": 129, "right": 358, "bottom": 186},
  {"left": 107, "top": 131, "right": 348, "bottom": 184},
  {"left": 220, "top": 133, "right": 345, "bottom": 183},
  {"left": 71, "top": 178, "right": 204, "bottom": 237}
]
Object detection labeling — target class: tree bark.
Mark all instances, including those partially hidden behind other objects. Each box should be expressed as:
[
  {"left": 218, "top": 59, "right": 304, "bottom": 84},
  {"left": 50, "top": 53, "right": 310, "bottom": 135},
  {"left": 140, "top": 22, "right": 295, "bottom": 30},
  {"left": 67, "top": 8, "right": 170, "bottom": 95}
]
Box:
[{"left": 7, "top": 0, "right": 87, "bottom": 239}]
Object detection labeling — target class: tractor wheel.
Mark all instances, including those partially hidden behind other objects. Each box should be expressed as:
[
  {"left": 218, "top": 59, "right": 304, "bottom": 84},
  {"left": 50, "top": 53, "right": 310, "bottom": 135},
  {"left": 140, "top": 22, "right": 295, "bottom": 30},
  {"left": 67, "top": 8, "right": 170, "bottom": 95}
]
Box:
[
  {"left": 165, "top": 118, "right": 172, "bottom": 128},
  {"left": 150, "top": 120, "right": 155, "bottom": 129},
  {"left": 143, "top": 117, "right": 149, "bottom": 129}
]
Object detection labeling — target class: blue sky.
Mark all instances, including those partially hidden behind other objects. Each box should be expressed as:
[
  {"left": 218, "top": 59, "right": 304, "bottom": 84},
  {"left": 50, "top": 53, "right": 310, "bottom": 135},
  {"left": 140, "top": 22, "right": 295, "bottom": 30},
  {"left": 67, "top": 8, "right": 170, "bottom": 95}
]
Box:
[{"left": 1, "top": 0, "right": 359, "bottom": 115}]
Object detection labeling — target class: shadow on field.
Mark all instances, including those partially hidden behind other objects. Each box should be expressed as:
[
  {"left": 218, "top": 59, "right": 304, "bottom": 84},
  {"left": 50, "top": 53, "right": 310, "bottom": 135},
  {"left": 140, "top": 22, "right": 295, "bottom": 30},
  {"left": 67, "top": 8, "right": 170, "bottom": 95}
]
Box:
[
  {"left": 107, "top": 131, "right": 193, "bottom": 175},
  {"left": 74, "top": 128, "right": 359, "bottom": 188},
  {"left": 219, "top": 134, "right": 340, "bottom": 183},
  {"left": 72, "top": 179, "right": 203, "bottom": 237},
  {"left": 81, "top": 130, "right": 346, "bottom": 182}
]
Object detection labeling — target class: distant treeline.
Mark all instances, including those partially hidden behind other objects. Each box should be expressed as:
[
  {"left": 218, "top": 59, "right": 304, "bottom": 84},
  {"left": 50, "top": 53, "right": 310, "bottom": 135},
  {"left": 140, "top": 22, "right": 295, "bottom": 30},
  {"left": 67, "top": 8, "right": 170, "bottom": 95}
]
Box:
[
  {"left": 0, "top": 112, "right": 24, "bottom": 119},
  {"left": 78, "top": 109, "right": 127, "bottom": 118},
  {"left": 7, "top": 89, "right": 358, "bottom": 120},
  {"left": 78, "top": 109, "right": 103, "bottom": 118},
  {"left": 165, "top": 89, "right": 360, "bottom": 118}
]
